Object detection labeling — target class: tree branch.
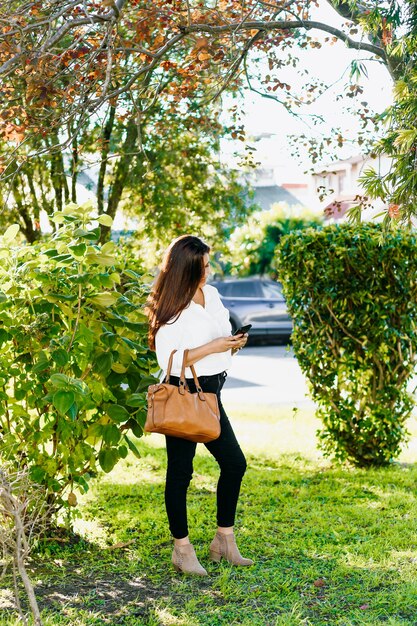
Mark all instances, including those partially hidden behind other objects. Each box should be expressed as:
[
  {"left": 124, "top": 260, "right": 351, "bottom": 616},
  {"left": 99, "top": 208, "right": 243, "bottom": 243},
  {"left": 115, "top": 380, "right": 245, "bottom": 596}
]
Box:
[
  {"left": 327, "top": 0, "right": 369, "bottom": 25},
  {"left": 182, "top": 19, "right": 387, "bottom": 62}
]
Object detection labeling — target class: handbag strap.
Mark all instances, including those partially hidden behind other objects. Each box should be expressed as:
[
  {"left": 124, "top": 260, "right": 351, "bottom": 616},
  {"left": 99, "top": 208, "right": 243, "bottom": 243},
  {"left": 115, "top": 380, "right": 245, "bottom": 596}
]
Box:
[
  {"left": 179, "top": 349, "right": 206, "bottom": 401},
  {"left": 164, "top": 349, "right": 177, "bottom": 383}
]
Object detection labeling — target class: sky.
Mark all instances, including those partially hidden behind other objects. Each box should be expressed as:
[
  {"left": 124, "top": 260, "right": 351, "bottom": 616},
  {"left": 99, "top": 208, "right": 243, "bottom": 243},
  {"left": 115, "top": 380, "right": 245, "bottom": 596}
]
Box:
[{"left": 220, "top": 0, "right": 394, "bottom": 184}]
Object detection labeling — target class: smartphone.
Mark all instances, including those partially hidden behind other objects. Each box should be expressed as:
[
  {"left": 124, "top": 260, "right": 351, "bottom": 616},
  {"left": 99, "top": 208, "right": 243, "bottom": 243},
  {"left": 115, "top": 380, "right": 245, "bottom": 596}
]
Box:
[{"left": 233, "top": 324, "right": 252, "bottom": 336}]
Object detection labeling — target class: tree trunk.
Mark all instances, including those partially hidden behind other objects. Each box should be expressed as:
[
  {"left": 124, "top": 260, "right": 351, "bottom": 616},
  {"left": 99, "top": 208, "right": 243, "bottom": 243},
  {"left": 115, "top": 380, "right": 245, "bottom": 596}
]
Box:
[
  {"left": 97, "top": 106, "right": 116, "bottom": 214},
  {"left": 100, "top": 118, "right": 138, "bottom": 242},
  {"left": 11, "top": 177, "right": 40, "bottom": 243},
  {"left": 50, "top": 150, "right": 69, "bottom": 212},
  {"left": 25, "top": 169, "right": 41, "bottom": 229},
  {"left": 71, "top": 137, "right": 78, "bottom": 203}
]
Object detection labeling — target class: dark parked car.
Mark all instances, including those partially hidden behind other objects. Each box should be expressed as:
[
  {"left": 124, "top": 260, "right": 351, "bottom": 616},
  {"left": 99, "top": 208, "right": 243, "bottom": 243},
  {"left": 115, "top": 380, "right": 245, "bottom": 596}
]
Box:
[{"left": 210, "top": 277, "right": 293, "bottom": 342}]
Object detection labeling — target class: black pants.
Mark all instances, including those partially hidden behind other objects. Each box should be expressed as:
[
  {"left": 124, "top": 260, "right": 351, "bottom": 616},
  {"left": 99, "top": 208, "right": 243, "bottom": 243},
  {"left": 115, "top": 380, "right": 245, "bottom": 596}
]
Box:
[{"left": 165, "top": 372, "right": 247, "bottom": 539}]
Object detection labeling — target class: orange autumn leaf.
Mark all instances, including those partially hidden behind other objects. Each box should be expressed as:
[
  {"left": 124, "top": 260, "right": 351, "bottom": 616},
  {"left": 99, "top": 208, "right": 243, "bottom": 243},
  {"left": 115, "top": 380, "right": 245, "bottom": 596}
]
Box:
[
  {"left": 388, "top": 204, "right": 400, "bottom": 218},
  {"left": 194, "top": 36, "right": 209, "bottom": 51},
  {"left": 198, "top": 51, "right": 212, "bottom": 61},
  {"left": 2, "top": 122, "right": 25, "bottom": 143}
]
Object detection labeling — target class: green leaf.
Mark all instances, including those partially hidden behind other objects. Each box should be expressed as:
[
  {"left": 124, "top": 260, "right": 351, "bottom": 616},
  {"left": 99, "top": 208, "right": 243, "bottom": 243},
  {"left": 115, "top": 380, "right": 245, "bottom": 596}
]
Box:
[
  {"left": 97, "top": 274, "right": 116, "bottom": 289},
  {"left": 67, "top": 402, "right": 78, "bottom": 421},
  {"left": 101, "top": 242, "right": 115, "bottom": 254},
  {"left": 53, "top": 254, "right": 74, "bottom": 265},
  {"left": 111, "top": 362, "right": 127, "bottom": 373},
  {"left": 51, "top": 348, "right": 69, "bottom": 366},
  {"left": 123, "top": 269, "right": 141, "bottom": 280},
  {"left": 97, "top": 214, "right": 113, "bottom": 227},
  {"left": 136, "top": 376, "right": 159, "bottom": 392},
  {"left": 0, "top": 328, "right": 10, "bottom": 346},
  {"left": 87, "top": 423, "right": 103, "bottom": 438},
  {"left": 49, "top": 373, "right": 70, "bottom": 388},
  {"left": 126, "top": 393, "right": 146, "bottom": 408},
  {"left": 68, "top": 243, "right": 87, "bottom": 257},
  {"left": 32, "top": 356, "right": 50, "bottom": 374},
  {"left": 124, "top": 321, "right": 147, "bottom": 332},
  {"left": 43, "top": 248, "right": 59, "bottom": 257},
  {"left": 15, "top": 388, "right": 26, "bottom": 401},
  {"left": 89, "top": 293, "right": 119, "bottom": 307},
  {"left": 51, "top": 213, "right": 65, "bottom": 224},
  {"left": 53, "top": 390, "right": 75, "bottom": 415},
  {"left": 125, "top": 418, "right": 142, "bottom": 438},
  {"left": 98, "top": 448, "right": 119, "bottom": 473},
  {"left": 106, "top": 404, "right": 129, "bottom": 423},
  {"left": 30, "top": 466, "right": 47, "bottom": 483},
  {"left": 118, "top": 445, "right": 128, "bottom": 459},
  {"left": 100, "top": 331, "right": 117, "bottom": 348},
  {"left": 73, "top": 227, "right": 101, "bottom": 241},
  {"left": 3, "top": 224, "right": 20, "bottom": 242},
  {"left": 103, "top": 424, "right": 121, "bottom": 445},
  {"left": 124, "top": 435, "right": 141, "bottom": 459},
  {"left": 94, "top": 352, "right": 113, "bottom": 375},
  {"left": 85, "top": 252, "right": 115, "bottom": 266}
]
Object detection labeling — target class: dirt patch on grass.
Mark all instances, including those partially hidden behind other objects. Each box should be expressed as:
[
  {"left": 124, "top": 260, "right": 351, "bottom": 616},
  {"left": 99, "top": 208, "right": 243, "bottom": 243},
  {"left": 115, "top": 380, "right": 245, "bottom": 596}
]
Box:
[{"left": 1, "top": 557, "right": 213, "bottom": 624}]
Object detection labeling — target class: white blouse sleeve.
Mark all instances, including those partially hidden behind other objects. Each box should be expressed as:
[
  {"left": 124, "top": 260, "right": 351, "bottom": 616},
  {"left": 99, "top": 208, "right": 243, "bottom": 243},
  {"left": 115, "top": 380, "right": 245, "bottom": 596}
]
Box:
[{"left": 155, "top": 320, "right": 186, "bottom": 375}]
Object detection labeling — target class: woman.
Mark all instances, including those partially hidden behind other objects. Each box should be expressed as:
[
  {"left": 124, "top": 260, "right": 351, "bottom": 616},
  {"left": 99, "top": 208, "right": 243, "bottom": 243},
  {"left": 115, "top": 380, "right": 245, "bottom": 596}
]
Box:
[{"left": 146, "top": 235, "right": 253, "bottom": 576}]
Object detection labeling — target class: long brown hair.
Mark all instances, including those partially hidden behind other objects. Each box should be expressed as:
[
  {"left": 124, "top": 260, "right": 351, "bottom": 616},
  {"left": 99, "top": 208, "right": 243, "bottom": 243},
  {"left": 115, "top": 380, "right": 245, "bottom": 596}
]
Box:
[{"left": 146, "top": 235, "right": 210, "bottom": 349}]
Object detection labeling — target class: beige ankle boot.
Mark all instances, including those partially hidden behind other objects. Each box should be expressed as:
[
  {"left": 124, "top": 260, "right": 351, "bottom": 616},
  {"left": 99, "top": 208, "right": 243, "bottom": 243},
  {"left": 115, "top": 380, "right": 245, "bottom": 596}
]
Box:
[
  {"left": 209, "top": 532, "right": 254, "bottom": 566},
  {"left": 172, "top": 543, "right": 208, "bottom": 576}
]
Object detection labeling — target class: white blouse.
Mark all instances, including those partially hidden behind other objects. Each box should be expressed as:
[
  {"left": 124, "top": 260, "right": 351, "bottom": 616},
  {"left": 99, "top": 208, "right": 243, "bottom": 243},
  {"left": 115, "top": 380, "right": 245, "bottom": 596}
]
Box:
[{"left": 155, "top": 284, "right": 232, "bottom": 378}]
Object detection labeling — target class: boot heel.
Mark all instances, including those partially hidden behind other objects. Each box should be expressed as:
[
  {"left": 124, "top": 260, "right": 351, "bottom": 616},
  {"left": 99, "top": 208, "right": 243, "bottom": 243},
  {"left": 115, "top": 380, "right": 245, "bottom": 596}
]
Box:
[{"left": 210, "top": 550, "right": 222, "bottom": 562}]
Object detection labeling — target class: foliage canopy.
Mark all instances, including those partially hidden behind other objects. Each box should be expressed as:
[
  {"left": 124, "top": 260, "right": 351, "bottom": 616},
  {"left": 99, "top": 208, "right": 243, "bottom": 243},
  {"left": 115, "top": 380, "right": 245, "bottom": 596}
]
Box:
[{"left": 1, "top": 1, "right": 417, "bottom": 222}]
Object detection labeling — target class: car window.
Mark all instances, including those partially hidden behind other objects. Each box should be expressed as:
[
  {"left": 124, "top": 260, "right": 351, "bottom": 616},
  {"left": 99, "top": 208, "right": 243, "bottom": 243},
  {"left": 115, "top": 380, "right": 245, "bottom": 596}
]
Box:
[
  {"left": 213, "top": 283, "right": 231, "bottom": 296},
  {"left": 229, "top": 282, "right": 259, "bottom": 297},
  {"left": 261, "top": 282, "right": 285, "bottom": 300}
]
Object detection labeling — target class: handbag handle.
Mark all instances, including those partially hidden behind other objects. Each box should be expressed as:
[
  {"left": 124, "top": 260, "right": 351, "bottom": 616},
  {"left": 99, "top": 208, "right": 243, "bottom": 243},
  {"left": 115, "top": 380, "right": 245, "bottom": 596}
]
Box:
[
  {"left": 164, "top": 349, "right": 177, "bottom": 382},
  {"left": 180, "top": 349, "right": 206, "bottom": 401},
  {"left": 164, "top": 349, "right": 206, "bottom": 401}
]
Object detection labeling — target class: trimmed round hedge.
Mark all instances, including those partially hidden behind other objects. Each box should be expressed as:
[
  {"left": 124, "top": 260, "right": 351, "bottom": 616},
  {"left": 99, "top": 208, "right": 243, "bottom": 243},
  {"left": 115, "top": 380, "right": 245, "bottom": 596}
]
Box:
[{"left": 277, "top": 223, "right": 417, "bottom": 467}]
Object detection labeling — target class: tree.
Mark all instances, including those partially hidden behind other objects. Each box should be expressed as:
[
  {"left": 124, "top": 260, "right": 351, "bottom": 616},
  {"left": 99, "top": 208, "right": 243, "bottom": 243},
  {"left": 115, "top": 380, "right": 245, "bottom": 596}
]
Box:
[
  {"left": 357, "top": 5, "right": 417, "bottom": 226},
  {"left": 0, "top": 2, "right": 413, "bottom": 219},
  {"left": 0, "top": 94, "right": 249, "bottom": 242},
  {"left": 116, "top": 104, "right": 250, "bottom": 250},
  {"left": 0, "top": 2, "right": 397, "bottom": 156}
]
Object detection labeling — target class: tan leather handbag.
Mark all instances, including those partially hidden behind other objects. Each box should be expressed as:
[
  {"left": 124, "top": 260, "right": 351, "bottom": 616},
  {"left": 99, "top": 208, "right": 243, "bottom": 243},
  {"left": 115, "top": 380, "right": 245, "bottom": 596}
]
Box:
[{"left": 144, "top": 349, "right": 221, "bottom": 443}]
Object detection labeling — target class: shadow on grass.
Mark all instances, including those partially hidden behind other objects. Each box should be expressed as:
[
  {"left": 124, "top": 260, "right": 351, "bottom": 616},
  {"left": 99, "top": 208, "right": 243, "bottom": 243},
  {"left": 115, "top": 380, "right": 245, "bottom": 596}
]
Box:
[{"left": 2, "top": 443, "right": 417, "bottom": 625}]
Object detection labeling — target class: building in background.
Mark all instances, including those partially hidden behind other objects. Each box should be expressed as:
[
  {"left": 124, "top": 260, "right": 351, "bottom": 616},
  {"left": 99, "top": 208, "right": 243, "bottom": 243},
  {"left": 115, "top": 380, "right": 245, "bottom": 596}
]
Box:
[
  {"left": 229, "top": 132, "right": 321, "bottom": 214},
  {"left": 312, "top": 154, "right": 391, "bottom": 221},
  {"left": 224, "top": 133, "right": 391, "bottom": 223}
]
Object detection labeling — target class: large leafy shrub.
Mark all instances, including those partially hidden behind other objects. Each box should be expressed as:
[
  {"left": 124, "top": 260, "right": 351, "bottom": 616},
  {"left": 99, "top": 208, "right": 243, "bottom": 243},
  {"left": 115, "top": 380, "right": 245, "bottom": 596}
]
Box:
[
  {"left": 0, "top": 203, "right": 158, "bottom": 510},
  {"left": 278, "top": 224, "right": 417, "bottom": 467}
]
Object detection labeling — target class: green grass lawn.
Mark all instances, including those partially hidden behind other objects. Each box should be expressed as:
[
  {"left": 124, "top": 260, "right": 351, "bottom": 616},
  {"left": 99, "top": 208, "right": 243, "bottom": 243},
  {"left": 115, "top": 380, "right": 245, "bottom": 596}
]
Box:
[{"left": 2, "top": 405, "right": 417, "bottom": 626}]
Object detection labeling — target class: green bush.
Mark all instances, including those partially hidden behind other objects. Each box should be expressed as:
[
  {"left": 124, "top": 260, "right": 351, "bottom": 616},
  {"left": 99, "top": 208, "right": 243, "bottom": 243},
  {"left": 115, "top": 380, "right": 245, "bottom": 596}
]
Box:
[
  {"left": 278, "top": 223, "right": 417, "bottom": 467},
  {"left": 0, "top": 203, "right": 158, "bottom": 511},
  {"left": 225, "top": 203, "right": 322, "bottom": 277}
]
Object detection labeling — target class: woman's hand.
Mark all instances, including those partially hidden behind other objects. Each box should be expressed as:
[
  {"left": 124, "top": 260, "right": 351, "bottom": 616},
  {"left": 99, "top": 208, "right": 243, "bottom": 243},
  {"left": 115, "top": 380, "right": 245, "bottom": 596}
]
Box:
[
  {"left": 231, "top": 332, "right": 248, "bottom": 355},
  {"left": 210, "top": 334, "right": 248, "bottom": 354},
  {"left": 184, "top": 334, "right": 249, "bottom": 366}
]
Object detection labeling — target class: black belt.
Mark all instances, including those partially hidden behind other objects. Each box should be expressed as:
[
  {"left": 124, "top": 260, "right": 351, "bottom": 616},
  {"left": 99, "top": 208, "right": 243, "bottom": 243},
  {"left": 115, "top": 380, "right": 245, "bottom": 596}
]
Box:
[{"left": 168, "top": 371, "right": 227, "bottom": 394}]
